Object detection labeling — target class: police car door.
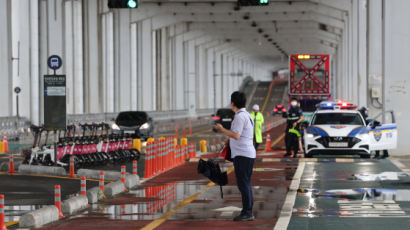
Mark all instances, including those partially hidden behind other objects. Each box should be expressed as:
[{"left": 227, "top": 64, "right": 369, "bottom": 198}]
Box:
[{"left": 368, "top": 111, "right": 398, "bottom": 151}]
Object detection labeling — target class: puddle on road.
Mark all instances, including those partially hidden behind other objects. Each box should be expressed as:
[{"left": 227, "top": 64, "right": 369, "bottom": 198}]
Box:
[
  {"left": 295, "top": 188, "right": 410, "bottom": 218},
  {"left": 85, "top": 182, "right": 207, "bottom": 221}
]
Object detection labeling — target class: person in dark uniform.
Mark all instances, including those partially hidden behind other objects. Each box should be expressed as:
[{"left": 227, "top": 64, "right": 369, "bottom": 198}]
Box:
[{"left": 283, "top": 98, "right": 304, "bottom": 157}]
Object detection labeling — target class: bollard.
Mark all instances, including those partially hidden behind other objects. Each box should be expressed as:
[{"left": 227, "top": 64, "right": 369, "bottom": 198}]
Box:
[
  {"left": 99, "top": 171, "right": 106, "bottom": 199},
  {"left": 0, "top": 141, "right": 3, "bottom": 154},
  {"left": 265, "top": 134, "right": 272, "bottom": 151},
  {"left": 182, "top": 122, "right": 186, "bottom": 137},
  {"left": 133, "top": 138, "right": 141, "bottom": 151},
  {"left": 132, "top": 160, "right": 138, "bottom": 175},
  {"left": 121, "top": 205, "right": 126, "bottom": 215},
  {"left": 54, "top": 185, "right": 65, "bottom": 218},
  {"left": 2, "top": 135, "right": 8, "bottom": 153},
  {"left": 175, "top": 122, "right": 179, "bottom": 138},
  {"left": 144, "top": 142, "right": 151, "bottom": 179},
  {"left": 0, "top": 194, "right": 7, "bottom": 230},
  {"left": 268, "top": 122, "right": 271, "bottom": 131},
  {"left": 180, "top": 138, "right": 188, "bottom": 147},
  {"left": 188, "top": 120, "right": 192, "bottom": 136},
  {"left": 80, "top": 176, "right": 86, "bottom": 196},
  {"left": 120, "top": 165, "right": 128, "bottom": 192},
  {"left": 69, "top": 156, "right": 75, "bottom": 178},
  {"left": 8, "top": 153, "right": 16, "bottom": 174},
  {"left": 200, "top": 140, "right": 207, "bottom": 153}
]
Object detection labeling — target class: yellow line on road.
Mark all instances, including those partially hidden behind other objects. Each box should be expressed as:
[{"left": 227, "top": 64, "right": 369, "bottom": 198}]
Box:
[
  {"left": 261, "top": 81, "right": 275, "bottom": 113},
  {"left": 0, "top": 172, "right": 106, "bottom": 182},
  {"left": 140, "top": 166, "right": 235, "bottom": 230},
  {"left": 191, "top": 128, "right": 212, "bottom": 136},
  {"left": 26, "top": 173, "right": 103, "bottom": 182},
  {"left": 5, "top": 221, "right": 19, "bottom": 227},
  {"left": 271, "top": 133, "right": 285, "bottom": 148}
]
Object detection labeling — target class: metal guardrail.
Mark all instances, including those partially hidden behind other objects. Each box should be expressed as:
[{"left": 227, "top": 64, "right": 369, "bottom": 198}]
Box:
[
  {"left": 0, "top": 109, "right": 215, "bottom": 140},
  {"left": 67, "top": 109, "right": 214, "bottom": 125},
  {"left": 0, "top": 117, "right": 31, "bottom": 140}
]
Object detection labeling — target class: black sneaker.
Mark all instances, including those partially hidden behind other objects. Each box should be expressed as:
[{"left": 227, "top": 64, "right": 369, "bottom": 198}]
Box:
[
  {"left": 381, "top": 155, "right": 389, "bottom": 159},
  {"left": 233, "top": 214, "right": 255, "bottom": 221},
  {"left": 373, "top": 155, "right": 380, "bottom": 159}
]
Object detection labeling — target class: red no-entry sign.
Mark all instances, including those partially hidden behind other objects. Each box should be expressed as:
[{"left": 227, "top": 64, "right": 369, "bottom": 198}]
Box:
[{"left": 289, "top": 54, "right": 330, "bottom": 96}]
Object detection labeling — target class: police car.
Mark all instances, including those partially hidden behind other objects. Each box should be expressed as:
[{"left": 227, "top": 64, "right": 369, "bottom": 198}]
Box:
[{"left": 304, "top": 101, "right": 397, "bottom": 158}]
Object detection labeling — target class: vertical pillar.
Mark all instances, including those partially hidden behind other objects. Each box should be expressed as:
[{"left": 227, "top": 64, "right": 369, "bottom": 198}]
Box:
[{"left": 0, "top": 0, "right": 12, "bottom": 117}]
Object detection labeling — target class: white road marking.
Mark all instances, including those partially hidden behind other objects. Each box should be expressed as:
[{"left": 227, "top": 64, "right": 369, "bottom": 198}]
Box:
[{"left": 274, "top": 162, "right": 305, "bottom": 230}]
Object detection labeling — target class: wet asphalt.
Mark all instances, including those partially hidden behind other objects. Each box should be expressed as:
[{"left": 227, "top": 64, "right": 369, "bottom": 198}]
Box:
[{"left": 289, "top": 159, "right": 410, "bottom": 230}]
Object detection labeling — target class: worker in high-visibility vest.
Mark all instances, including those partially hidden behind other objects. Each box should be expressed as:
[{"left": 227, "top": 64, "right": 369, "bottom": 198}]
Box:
[{"left": 251, "top": 104, "right": 264, "bottom": 150}]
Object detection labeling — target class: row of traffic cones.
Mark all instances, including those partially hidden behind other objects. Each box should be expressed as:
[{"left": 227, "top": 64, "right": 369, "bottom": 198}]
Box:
[{"left": 174, "top": 121, "right": 193, "bottom": 138}]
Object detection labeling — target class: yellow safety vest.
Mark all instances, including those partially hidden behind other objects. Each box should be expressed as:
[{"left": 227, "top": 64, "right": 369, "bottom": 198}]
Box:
[{"left": 251, "top": 112, "right": 264, "bottom": 143}]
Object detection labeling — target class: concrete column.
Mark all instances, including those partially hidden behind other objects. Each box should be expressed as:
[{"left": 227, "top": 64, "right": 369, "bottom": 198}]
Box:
[
  {"left": 117, "top": 10, "right": 132, "bottom": 111},
  {"left": 350, "top": 2, "right": 358, "bottom": 103},
  {"left": 357, "top": 0, "right": 367, "bottom": 108},
  {"left": 83, "top": 0, "right": 102, "bottom": 113},
  {"left": 11, "top": 0, "right": 31, "bottom": 119},
  {"left": 196, "top": 45, "right": 207, "bottom": 109},
  {"left": 206, "top": 48, "right": 214, "bottom": 109},
  {"left": 184, "top": 40, "right": 196, "bottom": 114},
  {"left": 383, "top": 0, "right": 410, "bottom": 154},
  {"left": 161, "top": 27, "right": 171, "bottom": 111},
  {"left": 174, "top": 33, "right": 184, "bottom": 110},
  {"left": 101, "top": 12, "right": 114, "bottom": 112},
  {"left": 143, "top": 19, "right": 154, "bottom": 111},
  {"left": 130, "top": 23, "right": 138, "bottom": 110},
  {"left": 30, "top": 0, "right": 40, "bottom": 124},
  {"left": 367, "top": 0, "right": 383, "bottom": 117},
  {"left": 0, "top": 0, "right": 12, "bottom": 117},
  {"left": 214, "top": 52, "right": 222, "bottom": 108},
  {"left": 64, "top": 0, "right": 84, "bottom": 114}
]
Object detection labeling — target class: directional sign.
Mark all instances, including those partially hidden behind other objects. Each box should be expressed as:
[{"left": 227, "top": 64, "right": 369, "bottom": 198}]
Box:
[
  {"left": 47, "top": 55, "right": 63, "bottom": 70},
  {"left": 44, "top": 75, "right": 66, "bottom": 129},
  {"left": 14, "top": 87, "right": 21, "bottom": 94}
]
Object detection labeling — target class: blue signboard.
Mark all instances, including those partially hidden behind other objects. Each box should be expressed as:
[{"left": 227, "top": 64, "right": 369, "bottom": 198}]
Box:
[
  {"left": 47, "top": 55, "right": 62, "bottom": 70},
  {"left": 14, "top": 87, "right": 21, "bottom": 94}
]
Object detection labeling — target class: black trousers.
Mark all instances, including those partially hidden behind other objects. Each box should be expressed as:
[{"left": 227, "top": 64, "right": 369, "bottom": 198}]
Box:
[
  {"left": 233, "top": 156, "right": 255, "bottom": 216},
  {"left": 285, "top": 127, "right": 299, "bottom": 155},
  {"left": 375, "top": 150, "right": 389, "bottom": 157}
]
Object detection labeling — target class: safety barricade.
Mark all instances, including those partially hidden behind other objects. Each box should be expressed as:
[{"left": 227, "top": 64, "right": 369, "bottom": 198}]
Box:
[
  {"left": 144, "top": 136, "right": 185, "bottom": 179},
  {"left": 188, "top": 143, "right": 197, "bottom": 159}
]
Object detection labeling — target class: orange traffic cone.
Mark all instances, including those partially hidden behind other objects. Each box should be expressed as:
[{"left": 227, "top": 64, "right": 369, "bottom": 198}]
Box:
[
  {"left": 0, "top": 194, "right": 7, "bottom": 230},
  {"left": 2, "top": 135, "right": 8, "bottom": 153},
  {"left": 265, "top": 134, "right": 272, "bottom": 151}
]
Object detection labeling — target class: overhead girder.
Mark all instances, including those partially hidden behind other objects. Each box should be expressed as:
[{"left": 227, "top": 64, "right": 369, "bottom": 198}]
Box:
[
  {"left": 133, "top": 1, "right": 344, "bottom": 20},
  {"left": 171, "top": 11, "right": 344, "bottom": 29},
  {"left": 189, "top": 27, "right": 340, "bottom": 44},
  {"left": 188, "top": 21, "right": 343, "bottom": 36},
  {"left": 206, "top": 31, "right": 337, "bottom": 50},
  {"left": 309, "top": 0, "right": 350, "bottom": 12}
]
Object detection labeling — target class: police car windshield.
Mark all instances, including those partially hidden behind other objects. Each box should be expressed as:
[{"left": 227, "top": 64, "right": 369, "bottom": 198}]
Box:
[{"left": 311, "top": 113, "right": 364, "bottom": 125}]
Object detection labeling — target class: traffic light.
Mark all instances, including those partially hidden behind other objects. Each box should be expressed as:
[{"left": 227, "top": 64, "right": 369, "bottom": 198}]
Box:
[
  {"left": 237, "top": 0, "right": 269, "bottom": 6},
  {"left": 108, "top": 0, "right": 138, "bottom": 8}
]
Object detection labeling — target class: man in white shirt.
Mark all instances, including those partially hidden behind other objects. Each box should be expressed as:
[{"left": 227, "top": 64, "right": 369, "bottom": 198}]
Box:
[{"left": 214, "top": 91, "right": 255, "bottom": 221}]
